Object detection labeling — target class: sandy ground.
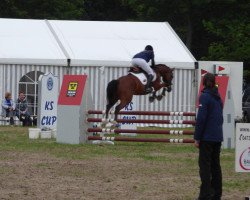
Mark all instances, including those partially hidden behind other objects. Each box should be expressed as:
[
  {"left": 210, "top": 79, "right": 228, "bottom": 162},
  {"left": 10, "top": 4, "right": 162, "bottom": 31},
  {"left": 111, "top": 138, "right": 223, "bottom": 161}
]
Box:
[{"left": 0, "top": 151, "right": 249, "bottom": 200}]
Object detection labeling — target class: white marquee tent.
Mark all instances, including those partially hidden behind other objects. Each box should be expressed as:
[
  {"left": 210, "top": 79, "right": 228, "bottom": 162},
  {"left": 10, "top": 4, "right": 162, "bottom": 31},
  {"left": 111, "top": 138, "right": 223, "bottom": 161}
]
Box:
[
  {"left": 0, "top": 18, "right": 197, "bottom": 118},
  {"left": 0, "top": 18, "right": 196, "bottom": 67},
  {"left": 0, "top": 18, "right": 66, "bottom": 65},
  {"left": 49, "top": 20, "right": 196, "bottom": 68}
]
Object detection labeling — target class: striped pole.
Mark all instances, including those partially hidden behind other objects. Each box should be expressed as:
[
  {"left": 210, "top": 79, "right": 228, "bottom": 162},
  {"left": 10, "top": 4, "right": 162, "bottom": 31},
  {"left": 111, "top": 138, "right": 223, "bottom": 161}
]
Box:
[
  {"left": 88, "top": 136, "right": 195, "bottom": 143},
  {"left": 87, "top": 128, "right": 194, "bottom": 135},
  {"left": 87, "top": 118, "right": 196, "bottom": 125},
  {"left": 87, "top": 110, "right": 196, "bottom": 116}
]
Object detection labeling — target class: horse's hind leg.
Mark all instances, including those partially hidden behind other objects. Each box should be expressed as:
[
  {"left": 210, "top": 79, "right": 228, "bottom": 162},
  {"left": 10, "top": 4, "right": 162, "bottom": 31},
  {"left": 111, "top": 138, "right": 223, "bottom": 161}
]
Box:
[
  {"left": 105, "top": 98, "right": 118, "bottom": 119},
  {"left": 114, "top": 97, "right": 132, "bottom": 122}
]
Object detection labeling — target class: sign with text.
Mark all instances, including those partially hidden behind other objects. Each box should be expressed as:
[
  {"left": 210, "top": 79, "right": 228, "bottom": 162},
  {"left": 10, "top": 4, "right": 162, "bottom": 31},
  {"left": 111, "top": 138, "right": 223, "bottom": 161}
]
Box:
[
  {"left": 58, "top": 75, "right": 87, "bottom": 105},
  {"left": 235, "top": 123, "right": 250, "bottom": 172},
  {"left": 37, "top": 73, "right": 58, "bottom": 129},
  {"left": 120, "top": 97, "right": 137, "bottom": 135}
]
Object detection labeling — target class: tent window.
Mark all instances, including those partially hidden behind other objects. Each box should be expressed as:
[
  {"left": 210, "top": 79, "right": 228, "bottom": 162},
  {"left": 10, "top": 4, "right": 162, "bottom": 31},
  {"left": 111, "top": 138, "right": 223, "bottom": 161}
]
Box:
[{"left": 19, "top": 71, "right": 44, "bottom": 116}]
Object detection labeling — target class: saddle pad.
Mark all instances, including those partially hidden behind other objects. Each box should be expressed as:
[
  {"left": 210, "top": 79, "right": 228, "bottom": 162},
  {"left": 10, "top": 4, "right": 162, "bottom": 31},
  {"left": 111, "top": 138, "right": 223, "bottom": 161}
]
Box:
[{"left": 129, "top": 72, "right": 156, "bottom": 85}]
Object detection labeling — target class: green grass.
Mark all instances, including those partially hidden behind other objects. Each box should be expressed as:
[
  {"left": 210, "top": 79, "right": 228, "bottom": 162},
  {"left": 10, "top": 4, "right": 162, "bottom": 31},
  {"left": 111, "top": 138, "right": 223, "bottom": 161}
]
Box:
[{"left": 0, "top": 126, "right": 249, "bottom": 196}]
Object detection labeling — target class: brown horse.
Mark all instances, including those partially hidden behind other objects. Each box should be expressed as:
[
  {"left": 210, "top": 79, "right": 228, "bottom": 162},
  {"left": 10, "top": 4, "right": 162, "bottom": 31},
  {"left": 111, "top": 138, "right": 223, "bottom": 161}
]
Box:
[{"left": 105, "top": 64, "right": 174, "bottom": 121}]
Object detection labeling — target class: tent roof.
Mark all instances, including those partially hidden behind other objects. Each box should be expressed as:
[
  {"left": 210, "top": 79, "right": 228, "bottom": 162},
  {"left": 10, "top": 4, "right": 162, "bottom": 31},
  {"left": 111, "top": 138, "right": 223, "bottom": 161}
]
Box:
[
  {"left": 0, "top": 18, "right": 67, "bottom": 65},
  {"left": 0, "top": 18, "right": 196, "bottom": 68}
]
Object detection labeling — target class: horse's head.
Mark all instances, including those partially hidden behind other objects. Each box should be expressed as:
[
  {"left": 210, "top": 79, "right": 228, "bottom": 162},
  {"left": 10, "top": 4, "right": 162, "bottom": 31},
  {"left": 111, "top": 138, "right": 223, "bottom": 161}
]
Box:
[{"left": 155, "top": 64, "right": 174, "bottom": 92}]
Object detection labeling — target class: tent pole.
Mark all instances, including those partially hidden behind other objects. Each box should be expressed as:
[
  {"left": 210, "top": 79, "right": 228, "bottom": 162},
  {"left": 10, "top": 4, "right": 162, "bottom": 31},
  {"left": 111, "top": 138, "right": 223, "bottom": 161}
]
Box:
[{"left": 67, "top": 59, "right": 71, "bottom": 74}]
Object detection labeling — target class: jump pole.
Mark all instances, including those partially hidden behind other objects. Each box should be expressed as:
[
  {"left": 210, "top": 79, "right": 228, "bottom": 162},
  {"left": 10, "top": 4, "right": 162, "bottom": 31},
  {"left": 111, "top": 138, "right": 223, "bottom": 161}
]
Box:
[
  {"left": 87, "top": 118, "right": 196, "bottom": 125},
  {"left": 88, "top": 136, "right": 195, "bottom": 143},
  {"left": 87, "top": 128, "right": 194, "bottom": 135},
  {"left": 88, "top": 110, "right": 196, "bottom": 116}
]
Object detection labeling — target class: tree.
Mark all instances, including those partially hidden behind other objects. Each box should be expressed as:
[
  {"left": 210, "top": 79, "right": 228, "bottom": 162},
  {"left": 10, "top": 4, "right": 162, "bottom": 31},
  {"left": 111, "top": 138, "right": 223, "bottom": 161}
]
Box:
[
  {"left": 121, "top": 0, "right": 213, "bottom": 59},
  {"left": 200, "top": 0, "right": 250, "bottom": 81},
  {"left": 202, "top": 1, "right": 250, "bottom": 62},
  {"left": 0, "top": 0, "right": 84, "bottom": 19},
  {"left": 82, "top": 0, "right": 136, "bottom": 20}
]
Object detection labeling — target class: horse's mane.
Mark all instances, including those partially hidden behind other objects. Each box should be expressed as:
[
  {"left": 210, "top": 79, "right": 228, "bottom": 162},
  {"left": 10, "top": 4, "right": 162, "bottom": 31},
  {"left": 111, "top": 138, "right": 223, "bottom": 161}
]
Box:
[{"left": 153, "top": 64, "right": 171, "bottom": 73}]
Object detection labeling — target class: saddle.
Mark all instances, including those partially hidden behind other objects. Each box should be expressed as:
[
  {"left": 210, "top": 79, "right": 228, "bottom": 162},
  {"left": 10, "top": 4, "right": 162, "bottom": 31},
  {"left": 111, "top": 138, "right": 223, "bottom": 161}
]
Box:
[
  {"left": 129, "top": 66, "right": 149, "bottom": 78},
  {"left": 128, "top": 66, "right": 156, "bottom": 92}
]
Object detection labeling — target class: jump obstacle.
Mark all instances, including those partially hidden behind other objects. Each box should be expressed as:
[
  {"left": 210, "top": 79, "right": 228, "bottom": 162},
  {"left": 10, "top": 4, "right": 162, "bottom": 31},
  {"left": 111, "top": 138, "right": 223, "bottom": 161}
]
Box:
[
  {"left": 57, "top": 71, "right": 236, "bottom": 149},
  {"left": 86, "top": 109, "right": 196, "bottom": 144},
  {"left": 56, "top": 75, "right": 196, "bottom": 145}
]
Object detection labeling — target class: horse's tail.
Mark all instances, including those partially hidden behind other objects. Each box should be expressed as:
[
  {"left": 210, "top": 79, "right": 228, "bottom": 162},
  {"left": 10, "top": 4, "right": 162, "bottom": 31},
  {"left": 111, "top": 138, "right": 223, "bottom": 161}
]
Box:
[{"left": 106, "top": 80, "right": 119, "bottom": 104}]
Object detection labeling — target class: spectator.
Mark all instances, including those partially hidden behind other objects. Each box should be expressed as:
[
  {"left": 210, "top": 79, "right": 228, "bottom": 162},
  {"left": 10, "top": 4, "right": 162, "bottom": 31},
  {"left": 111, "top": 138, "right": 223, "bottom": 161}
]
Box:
[
  {"left": 15, "top": 91, "right": 32, "bottom": 126},
  {"left": 1, "top": 92, "right": 15, "bottom": 125},
  {"left": 194, "top": 73, "right": 223, "bottom": 200}
]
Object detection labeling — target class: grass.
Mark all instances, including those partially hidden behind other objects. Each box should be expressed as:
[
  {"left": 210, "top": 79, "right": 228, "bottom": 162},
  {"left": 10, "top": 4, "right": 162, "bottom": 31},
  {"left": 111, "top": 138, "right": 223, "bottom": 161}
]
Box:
[{"left": 0, "top": 125, "right": 249, "bottom": 198}]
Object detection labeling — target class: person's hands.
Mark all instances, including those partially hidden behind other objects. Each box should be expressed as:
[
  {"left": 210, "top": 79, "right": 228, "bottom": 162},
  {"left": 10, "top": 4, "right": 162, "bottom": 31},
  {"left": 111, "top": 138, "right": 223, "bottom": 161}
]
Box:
[{"left": 194, "top": 140, "right": 199, "bottom": 148}]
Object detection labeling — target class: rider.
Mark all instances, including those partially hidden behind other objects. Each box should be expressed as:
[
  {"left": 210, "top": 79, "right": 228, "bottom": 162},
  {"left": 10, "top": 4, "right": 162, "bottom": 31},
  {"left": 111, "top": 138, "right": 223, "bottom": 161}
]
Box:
[{"left": 132, "top": 45, "right": 155, "bottom": 93}]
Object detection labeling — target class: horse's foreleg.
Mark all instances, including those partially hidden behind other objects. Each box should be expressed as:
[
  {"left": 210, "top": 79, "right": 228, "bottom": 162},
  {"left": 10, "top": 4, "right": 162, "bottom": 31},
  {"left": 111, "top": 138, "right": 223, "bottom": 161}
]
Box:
[
  {"left": 156, "top": 87, "right": 166, "bottom": 101},
  {"left": 156, "top": 88, "right": 166, "bottom": 101},
  {"left": 162, "top": 87, "right": 166, "bottom": 96},
  {"left": 149, "top": 91, "right": 156, "bottom": 102}
]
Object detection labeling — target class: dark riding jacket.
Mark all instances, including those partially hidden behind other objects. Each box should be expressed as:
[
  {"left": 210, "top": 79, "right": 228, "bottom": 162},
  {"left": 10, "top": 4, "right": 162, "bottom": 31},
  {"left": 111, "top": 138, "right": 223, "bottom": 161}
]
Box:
[
  {"left": 194, "top": 88, "right": 223, "bottom": 142},
  {"left": 133, "top": 50, "right": 155, "bottom": 64}
]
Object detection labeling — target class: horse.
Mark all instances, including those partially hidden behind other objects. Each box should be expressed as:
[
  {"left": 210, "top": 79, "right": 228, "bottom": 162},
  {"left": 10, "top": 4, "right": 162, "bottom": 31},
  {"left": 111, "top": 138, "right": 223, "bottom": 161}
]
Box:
[{"left": 105, "top": 64, "right": 174, "bottom": 122}]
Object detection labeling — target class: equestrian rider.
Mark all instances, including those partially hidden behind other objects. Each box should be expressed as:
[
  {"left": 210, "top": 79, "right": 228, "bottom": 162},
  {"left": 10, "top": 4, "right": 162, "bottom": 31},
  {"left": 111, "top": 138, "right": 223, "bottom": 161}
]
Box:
[{"left": 132, "top": 45, "right": 155, "bottom": 93}]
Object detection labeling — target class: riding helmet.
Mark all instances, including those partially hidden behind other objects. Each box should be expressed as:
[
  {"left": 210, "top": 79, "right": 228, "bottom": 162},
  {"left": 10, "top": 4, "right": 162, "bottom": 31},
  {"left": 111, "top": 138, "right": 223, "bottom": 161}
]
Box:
[{"left": 145, "top": 45, "right": 153, "bottom": 51}]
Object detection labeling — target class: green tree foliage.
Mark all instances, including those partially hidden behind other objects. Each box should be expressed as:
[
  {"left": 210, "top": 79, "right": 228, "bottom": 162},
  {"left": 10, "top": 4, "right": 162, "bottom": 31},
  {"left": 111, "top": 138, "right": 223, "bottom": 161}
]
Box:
[
  {"left": 124, "top": 0, "right": 250, "bottom": 78},
  {"left": 0, "top": 0, "right": 84, "bottom": 19},
  {"left": 202, "top": 1, "right": 250, "bottom": 62},
  {"left": 82, "top": 0, "right": 136, "bottom": 20},
  {"left": 201, "top": 0, "right": 250, "bottom": 80},
  {"left": 120, "top": 0, "right": 214, "bottom": 60}
]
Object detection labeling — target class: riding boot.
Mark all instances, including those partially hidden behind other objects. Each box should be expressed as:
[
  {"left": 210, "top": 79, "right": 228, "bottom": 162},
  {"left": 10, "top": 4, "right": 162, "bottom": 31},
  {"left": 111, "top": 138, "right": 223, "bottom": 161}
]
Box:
[{"left": 145, "top": 74, "right": 153, "bottom": 93}]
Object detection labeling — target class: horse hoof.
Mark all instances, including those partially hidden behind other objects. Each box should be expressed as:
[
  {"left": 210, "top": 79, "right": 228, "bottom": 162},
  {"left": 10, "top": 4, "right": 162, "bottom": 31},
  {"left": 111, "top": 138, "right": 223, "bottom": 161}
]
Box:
[
  {"left": 149, "top": 96, "right": 155, "bottom": 102},
  {"left": 156, "top": 96, "right": 163, "bottom": 101},
  {"left": 111, "top": 122, "right": 120, "bottom": 129},
  {"left": 115, "top": 123, "right": 121, "bottom": 128}
]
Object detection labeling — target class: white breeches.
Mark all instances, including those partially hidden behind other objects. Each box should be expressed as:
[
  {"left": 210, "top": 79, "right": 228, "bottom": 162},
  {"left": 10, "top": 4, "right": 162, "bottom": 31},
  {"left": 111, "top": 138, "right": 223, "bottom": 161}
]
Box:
[{"left": 131, "top": 58, "right": 154, "bottom": 75}]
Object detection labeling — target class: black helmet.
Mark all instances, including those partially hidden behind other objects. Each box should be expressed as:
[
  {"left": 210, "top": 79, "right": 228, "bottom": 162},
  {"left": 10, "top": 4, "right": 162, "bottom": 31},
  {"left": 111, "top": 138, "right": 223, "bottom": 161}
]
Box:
[
  {"left": 203, "top": 73, "right": 215, "bottom": 88},
  {"left": 145, "top": 45, "right": 153, "bottom": 51}
]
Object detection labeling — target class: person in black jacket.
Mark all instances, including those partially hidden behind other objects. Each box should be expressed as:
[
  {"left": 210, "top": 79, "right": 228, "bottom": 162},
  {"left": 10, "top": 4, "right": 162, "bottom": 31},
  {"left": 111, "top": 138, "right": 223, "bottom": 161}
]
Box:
[
  {"left": 132, "top": 45, "right": 155, "bottom": 93},
  {"left": 15, "top": 91, "right": 32, "bottom": 126},
  {"left": 194, "top": 73, "right": 223, "bottom": 200}
]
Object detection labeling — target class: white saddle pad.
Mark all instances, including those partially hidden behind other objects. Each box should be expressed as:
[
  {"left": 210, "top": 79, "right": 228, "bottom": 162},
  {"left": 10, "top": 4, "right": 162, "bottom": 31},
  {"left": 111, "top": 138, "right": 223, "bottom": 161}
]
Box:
[{"left": 129, "top": 72, "right": 156, "bottom": 85}]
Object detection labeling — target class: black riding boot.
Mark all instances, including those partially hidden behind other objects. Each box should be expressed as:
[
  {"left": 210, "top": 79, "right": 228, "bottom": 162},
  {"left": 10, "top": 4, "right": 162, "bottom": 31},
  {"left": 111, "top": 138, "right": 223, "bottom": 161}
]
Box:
[{"left": 145, "top": 74, "right": 153, "bottom": 93}]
